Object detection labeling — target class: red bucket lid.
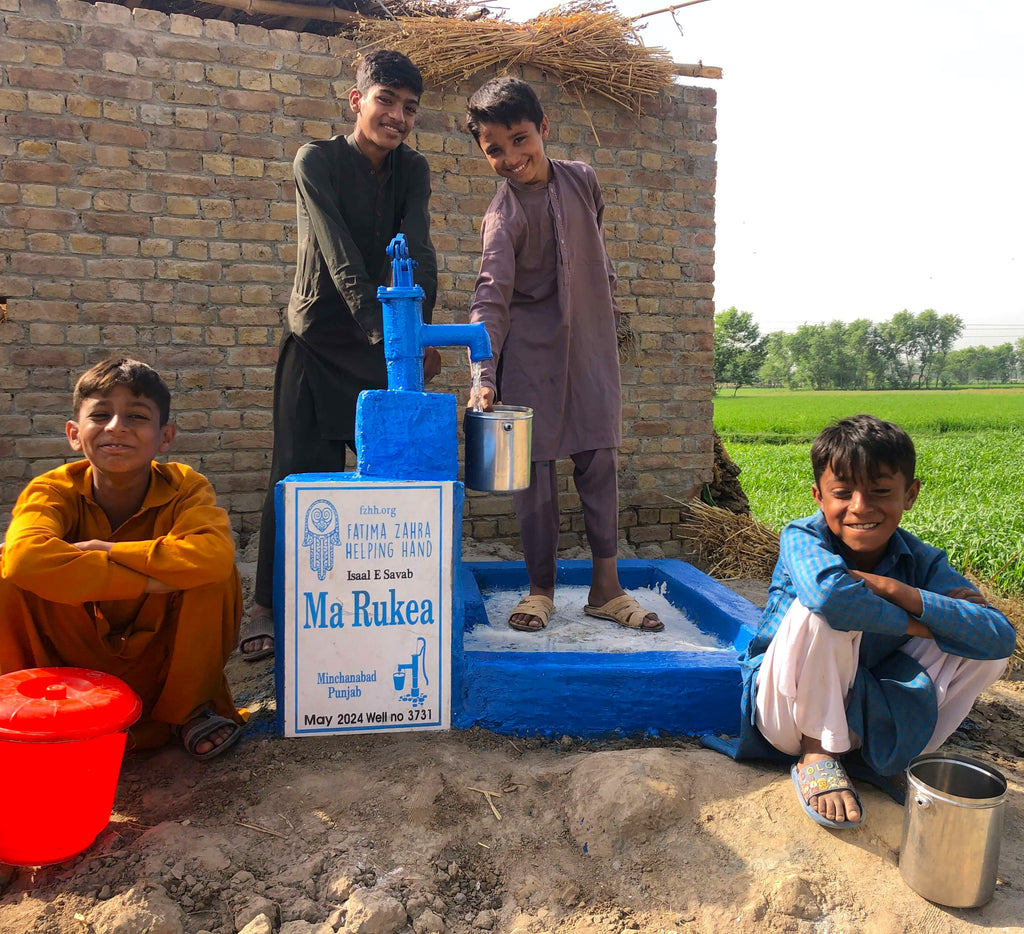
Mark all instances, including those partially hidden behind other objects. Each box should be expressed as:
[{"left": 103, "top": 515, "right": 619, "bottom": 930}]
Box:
[{"left": 0, "top": 668, "right": 142, "bottom": 742}]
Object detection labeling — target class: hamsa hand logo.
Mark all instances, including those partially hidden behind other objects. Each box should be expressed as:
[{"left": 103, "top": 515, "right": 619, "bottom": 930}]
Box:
[{"left": 303, "top": 499, "right": 340, "bottom": 581}]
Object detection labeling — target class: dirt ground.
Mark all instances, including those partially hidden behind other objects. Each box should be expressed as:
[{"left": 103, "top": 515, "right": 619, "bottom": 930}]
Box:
[{"left": 2, "top": 547, "right": 1023, "bottom": 934}]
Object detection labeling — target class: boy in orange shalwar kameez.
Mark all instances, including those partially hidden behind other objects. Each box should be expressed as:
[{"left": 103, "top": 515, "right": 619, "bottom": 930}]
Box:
[{"left": 0, "top": 357, "right": 245, "bottom": 759}]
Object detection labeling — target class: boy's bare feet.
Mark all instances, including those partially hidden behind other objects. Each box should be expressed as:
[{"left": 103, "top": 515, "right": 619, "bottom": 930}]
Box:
[{"left": 797, "top": 737, "right": 861, "bottom": 824}]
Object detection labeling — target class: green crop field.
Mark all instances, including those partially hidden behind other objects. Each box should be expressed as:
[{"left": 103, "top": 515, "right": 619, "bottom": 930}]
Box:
[
  {"left": 713, "top": 389, "right": 1024, "bottom": 596},
  {"left": 714, "top": 388, "right": 1024, "bottom": 442}
]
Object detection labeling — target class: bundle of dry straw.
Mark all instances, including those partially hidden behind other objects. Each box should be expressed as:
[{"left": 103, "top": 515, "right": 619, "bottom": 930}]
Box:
[
  {"left": 357, "top": 1, "right": 676, "bottom": 114},
  {"left": 680, "top": 500, "right": 781, "bottom": 581}
]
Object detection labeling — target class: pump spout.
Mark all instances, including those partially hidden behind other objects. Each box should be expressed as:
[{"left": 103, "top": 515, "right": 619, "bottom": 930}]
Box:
[
  {"left": 378, "top": 234, "right": 493, "bottom": 392},
  {"left": 420, "top": 323, "right": 492, "bottom": 362}
]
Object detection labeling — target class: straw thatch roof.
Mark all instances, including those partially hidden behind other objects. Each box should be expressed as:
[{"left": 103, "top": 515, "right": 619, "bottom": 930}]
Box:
[
  {"left": 83, "top": 0, "right": 719, "bottom": 112},
  {"left": 358, "top": 2, "right": 679, "bottom": 114}
]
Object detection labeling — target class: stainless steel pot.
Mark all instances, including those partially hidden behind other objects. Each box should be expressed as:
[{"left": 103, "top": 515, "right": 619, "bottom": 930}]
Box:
[
  {"left": 899, "top": 751, "right": 1006, "bottom": 907},
  {"left": 463, "top": 405, "right": 532, "bottom": 492}
]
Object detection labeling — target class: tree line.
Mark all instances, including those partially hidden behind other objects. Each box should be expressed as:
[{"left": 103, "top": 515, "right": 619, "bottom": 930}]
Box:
[{"left": 713, "top": 308, "right": 1024, "bottom": 393}]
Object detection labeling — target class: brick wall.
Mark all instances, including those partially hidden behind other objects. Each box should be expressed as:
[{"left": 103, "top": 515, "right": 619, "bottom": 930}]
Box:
[{"left": 0, "top": 0, "right": 717, "bottom": 557}]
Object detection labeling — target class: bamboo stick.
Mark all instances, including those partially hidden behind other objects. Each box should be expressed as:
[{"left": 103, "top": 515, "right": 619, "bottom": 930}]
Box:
[
  {"left": 673, "top": 63, "right": 723, "bottom": 78},
  {"left": 631, "top": 0, "right": 711, "bottom": 22},
  {"left": 200, "top": 0, "right": 363, "bottom": 26}
]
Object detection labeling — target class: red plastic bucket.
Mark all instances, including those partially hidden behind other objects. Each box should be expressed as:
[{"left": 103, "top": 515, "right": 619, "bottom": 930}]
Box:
[{"left": 0, "top": 667, "right": 141, "bottom": 866}]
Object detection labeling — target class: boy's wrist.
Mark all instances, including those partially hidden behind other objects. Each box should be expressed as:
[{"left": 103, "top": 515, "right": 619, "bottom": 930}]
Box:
[
  {"left": 73, "top": 539, "right": 113, "bottom": 553},
  {"left": 896, "top": 582, "right": 925, "bottom": 619},
  {"left": 905, "top": 615, "right": 933, "bottom": 639}
]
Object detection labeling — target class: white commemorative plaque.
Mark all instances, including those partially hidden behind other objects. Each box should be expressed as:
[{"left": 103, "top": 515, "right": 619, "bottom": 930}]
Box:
[{"left": 280, "top": 479, "right": 454, "bottom": 736}]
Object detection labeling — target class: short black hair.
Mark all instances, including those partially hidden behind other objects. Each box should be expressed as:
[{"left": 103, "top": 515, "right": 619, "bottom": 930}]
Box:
[
  {"left": 355, "top": 50, "right": 423, "bottom": 98},
  {"left": 73, "top": 356, "right": 172, "bottom": 426},
  {"left": 811, "top": 414, "right": 916, "bottom": 486},
  {"left": 465, "top": 76, "right": 545, "bottom": 142}
]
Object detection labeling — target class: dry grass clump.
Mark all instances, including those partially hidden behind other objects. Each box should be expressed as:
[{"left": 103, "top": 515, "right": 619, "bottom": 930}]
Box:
[
  {"left": 681, "top": 500, "right": 780, "bottom": 581},
  {"left": 616, "top": 317, "right": 640, "bottom": 366},
  {"left": 357, "top": 1, "right": 676, "bottom": 114}
]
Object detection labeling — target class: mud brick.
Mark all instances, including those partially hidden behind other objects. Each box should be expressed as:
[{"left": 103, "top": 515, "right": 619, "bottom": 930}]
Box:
[
  {"left": 219, "top": 89, "right": 279, "bottom": 112},
  {"left": 7, "top": 113, "right": 82, "bottom": 140},
  {"left": 7, "top": 66, "right": 78, "bottom": 92},
  {"left": 282, "top": 96, "right": 336, "bottom": 119},
  {"left": 176, "top": 241, "right": 208, "bottom": 260},
  {"left": 81, "top": 213, "right": 150, "bottom": 236}
]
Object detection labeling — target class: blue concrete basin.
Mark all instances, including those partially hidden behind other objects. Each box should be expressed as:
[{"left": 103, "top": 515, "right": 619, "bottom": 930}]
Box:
[{"left": 452, "top": 559, "right": 760, "bottom": 738}]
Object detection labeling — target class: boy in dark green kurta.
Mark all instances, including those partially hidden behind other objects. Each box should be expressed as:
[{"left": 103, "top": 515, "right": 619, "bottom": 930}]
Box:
[{"left": 246, "top": 51, "right": 438, "bottom": 659}]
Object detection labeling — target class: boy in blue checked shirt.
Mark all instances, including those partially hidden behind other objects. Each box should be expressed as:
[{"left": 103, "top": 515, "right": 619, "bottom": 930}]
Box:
[{"left": 737, "top": 414, "right": 1014, "bottom": 828}]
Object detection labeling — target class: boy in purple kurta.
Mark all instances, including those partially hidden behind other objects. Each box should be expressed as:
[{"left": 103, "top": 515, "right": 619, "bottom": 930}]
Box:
[{"left": 466, "top": 77, "right": 661, "bottom": 634}]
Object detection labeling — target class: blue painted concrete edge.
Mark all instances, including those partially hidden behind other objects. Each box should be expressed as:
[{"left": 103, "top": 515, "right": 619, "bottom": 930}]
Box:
[
  {"left": 453, "top": 558, "right": 762, "bottom": 739},
  {"left": 460, "top": 651, "right": 744, "bottom": 737}
]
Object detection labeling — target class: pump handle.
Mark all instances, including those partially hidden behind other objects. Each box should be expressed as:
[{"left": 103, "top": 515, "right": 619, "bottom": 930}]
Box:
[{"left": 387, "top": 233, "right": 418, "bottom": 289}]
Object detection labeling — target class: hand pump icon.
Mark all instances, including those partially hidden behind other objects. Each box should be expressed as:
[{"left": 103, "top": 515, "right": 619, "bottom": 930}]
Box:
[{"left": 393, "top": 637, "right": 429, "bottom": 708}]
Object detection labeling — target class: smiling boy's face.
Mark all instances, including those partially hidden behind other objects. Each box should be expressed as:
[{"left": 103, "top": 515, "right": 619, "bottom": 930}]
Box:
[
  {"left": 67, "top": 385, "right": 175, "bottom": 479},
  {"left": 475, "top": 116, "right": 550, "bottom": 185},
  {"left": 349, "top": 83, "right": 420, "bottom": 167},
  {"left": 812, "top": 463, "right": 920, "bottom": 571}
]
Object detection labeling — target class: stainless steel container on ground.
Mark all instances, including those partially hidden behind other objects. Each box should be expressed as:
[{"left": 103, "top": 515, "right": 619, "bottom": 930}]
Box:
[
  {"left": 899, "top": 751, "right": 1006, "bottom": 907},
  {"left": 463, "top": 405, "right": 532, "bottom": 492}
]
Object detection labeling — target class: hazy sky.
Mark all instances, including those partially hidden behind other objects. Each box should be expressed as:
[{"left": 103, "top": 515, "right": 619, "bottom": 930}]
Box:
[{"left": 509, "top": 0, "right": 1024, "bottom": 346}]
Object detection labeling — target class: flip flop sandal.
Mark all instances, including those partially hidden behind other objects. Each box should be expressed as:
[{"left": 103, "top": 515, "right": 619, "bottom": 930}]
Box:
[
  {"left": 239, "top": 611, "right": 275, "bottom": 662},
  {"left": 509, "top": 594, "right": 554, "bottom": 632},
  {"left": 174, "top": 710, "right": 244, "bottom": 762},
  {"left": 584, "top": 594, "right": 664, "bottom": 632},
  {"left": 791, "top": 758, "right": 865, "bottom": 829}
]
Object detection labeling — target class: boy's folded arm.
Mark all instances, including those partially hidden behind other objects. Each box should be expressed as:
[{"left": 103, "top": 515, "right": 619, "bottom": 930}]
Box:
[
  {"left": 904, "top": 549, "right": 1016, "bottom": 658},
  {"left": 73, "top": 541, "right": 171, "bottom": 593},
  {"left": 3, "top": 499, "right": 148, "bottom": 604},
  {"left": 106, "top": 479, "right": 236, "bottom": 589},
  {"left": 914, "top": 588, "right": 1016, "bottom": 659},
  {"left": 847, "top": 570, "right": 924, "bottom": 617},
  {"left": 851, "top": 551, "right": 1015, "bottom": 659},
  {"left": 783, "top": 520, "right": 909, "bottom": 636}
]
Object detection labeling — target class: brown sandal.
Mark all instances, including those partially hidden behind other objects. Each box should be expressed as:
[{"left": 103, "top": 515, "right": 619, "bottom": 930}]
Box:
[
  {"left": 508, "top": 594, "right": 554, "bottom": 632},
  {"left": 584, "top": 594, "right": 663, "bottom": 632},
  {"left": 239, "top": 611, "right": 274, "bottom": 662}
]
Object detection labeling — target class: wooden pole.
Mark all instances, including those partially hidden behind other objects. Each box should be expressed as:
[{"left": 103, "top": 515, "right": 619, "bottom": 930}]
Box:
[
  {"left": 632, "top": 0, "right": 711, "bottom": 22},
  {"left": 673, "top": 62, "right": 723, "bottom": 79},
  {"left": 201, "top": 0, "right": 365, "bottom": 26}
]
